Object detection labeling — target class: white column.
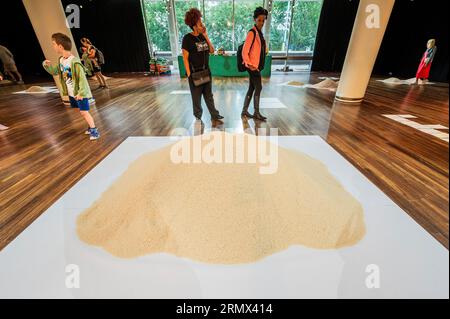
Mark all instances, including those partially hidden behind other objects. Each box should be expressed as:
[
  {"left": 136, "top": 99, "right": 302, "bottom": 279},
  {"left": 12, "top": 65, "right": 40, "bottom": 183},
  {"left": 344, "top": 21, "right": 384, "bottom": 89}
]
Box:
[
  {"left": 167, "top": 0, "right": 180, "bottom": 69},
  {"left": 22, "top": 0, "right": 79, "bottom": 104},
  {"left": 335, "top": 0, "right": 395, "bottom": 103},
  {"left": 264, "top": 0, "right": 273, "bottom": 48}
]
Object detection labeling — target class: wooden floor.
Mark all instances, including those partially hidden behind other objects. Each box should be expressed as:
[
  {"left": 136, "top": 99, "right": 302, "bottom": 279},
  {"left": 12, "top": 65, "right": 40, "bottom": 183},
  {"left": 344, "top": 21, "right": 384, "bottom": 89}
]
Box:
[{"left": 0, "top": 73, "right": 448, "bottom": 250}]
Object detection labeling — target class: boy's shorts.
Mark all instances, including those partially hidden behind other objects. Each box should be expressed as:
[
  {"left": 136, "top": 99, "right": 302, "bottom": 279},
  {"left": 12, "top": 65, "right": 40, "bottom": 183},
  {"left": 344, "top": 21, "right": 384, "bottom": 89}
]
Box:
[{"left": 69, "top": 96, "right": 90, "bottom": 111}]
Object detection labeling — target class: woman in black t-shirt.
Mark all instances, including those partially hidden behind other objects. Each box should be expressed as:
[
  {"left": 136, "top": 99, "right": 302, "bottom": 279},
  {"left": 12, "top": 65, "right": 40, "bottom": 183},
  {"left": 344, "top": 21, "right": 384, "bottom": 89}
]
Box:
[{"left": 181, "top": 8, "right": 223, "bottom": 122}]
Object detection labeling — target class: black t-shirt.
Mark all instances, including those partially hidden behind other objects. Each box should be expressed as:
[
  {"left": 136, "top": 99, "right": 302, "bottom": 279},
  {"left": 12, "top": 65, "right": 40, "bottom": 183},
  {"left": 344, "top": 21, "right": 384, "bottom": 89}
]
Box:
[{"left": 182, "top": 33, "right": 210, "bottom": 73}]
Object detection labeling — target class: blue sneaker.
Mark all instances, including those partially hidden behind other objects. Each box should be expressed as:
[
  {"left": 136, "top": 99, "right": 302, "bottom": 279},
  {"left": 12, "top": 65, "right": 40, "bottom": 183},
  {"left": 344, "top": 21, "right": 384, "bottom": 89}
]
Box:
[
  {"left": 89, "top": 127, "right": 100, "bottom": 140},
  {"left": 84, "top": 127, "right": 91, "bottom": 135}
]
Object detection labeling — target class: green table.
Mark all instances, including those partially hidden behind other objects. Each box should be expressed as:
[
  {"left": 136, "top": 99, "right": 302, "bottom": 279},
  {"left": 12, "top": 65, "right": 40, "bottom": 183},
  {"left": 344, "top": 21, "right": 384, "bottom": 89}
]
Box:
[{"left": 178, "top": 55, "right": 272, "bottom": 78}]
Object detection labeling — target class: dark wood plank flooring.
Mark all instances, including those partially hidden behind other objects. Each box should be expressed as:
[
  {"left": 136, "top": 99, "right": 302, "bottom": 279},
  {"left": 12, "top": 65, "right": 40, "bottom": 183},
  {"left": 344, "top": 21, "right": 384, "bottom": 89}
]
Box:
[{"left": 0, "top": 73, "right": 448, "bottom": 250}]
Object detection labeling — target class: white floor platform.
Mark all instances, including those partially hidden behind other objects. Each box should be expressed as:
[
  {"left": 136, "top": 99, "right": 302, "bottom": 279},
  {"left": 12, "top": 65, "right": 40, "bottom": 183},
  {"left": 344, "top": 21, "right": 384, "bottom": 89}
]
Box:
[
  {"left": 260, "top": 98, "right": 287, "bottom": 109},
  {"left": 169, "top": 90, "right": 191, "bottom": 95},
  {"left": 168, "top": 92, "right": 288, "bottom": 109},
  {"left": 0, "top": 136, "right": 448, "bottom": 299}
]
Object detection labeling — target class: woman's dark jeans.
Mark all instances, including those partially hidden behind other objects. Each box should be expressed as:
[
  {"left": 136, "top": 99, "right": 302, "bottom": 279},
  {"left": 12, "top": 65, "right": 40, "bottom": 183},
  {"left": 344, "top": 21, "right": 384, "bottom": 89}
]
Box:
[
  {"left": 242, "top": 70, "right": 263, "bottom": 113},
  {"left": 188, "top": 71, "right": 220, "bottom": 119},
  {"left": 246, "top": 70, "right": 262, "bottom": 100}
]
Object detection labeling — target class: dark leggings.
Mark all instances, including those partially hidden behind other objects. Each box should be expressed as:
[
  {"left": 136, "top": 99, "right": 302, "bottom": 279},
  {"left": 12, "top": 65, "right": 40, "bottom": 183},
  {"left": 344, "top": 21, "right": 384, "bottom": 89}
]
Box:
[
  {"left": 6, "top": 70, "right": 22, "bottom": 82},
  {"left": 188, "top": 73, "right": 220, "bottom": 119},
  {"left": 245, "top": 70, "right": 262, "bottom": 101}
]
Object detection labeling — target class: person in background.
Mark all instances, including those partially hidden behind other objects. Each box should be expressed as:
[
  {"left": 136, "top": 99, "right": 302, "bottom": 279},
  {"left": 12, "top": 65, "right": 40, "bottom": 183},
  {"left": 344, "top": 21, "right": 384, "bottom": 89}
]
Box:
[
  {"left": 0, "top": 45, "right": 24, "bottom": 84},
  {"left": 416, "top": 39, "right": 437, "bottom": 85},
  {"left": 43, "top": 33, "right": 100, "bottom": 140},
  {"left": 80, "top": 38, "right": 108, "bottom": 89},
  {"left": 182, "top": 8, "right": 224, "bottom": 123},
  {"left": 241, "top": 7, "right": 269, "bottom": 121},
  {"left": 80, "top": 46, "right": 94, "bottom": 77}
]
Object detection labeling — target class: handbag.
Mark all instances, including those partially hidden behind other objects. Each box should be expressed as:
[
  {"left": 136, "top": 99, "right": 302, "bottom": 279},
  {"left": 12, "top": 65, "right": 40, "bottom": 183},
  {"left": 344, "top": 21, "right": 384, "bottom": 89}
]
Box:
[
  {"left": 190, "top": 36, "right": 211, "bottom": 87},
  {"left": 191, "top": 68, "right": 211, "bottom": 86}
]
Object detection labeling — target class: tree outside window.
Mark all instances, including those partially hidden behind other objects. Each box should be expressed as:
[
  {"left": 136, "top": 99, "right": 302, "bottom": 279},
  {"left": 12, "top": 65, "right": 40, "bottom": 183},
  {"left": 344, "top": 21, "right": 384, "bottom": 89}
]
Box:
[
  {"left": 142, "top": 0, "right": 322, "bottom": 55},
  {"left": 142, "top": 0, "right": 171, "bottom": 52}
]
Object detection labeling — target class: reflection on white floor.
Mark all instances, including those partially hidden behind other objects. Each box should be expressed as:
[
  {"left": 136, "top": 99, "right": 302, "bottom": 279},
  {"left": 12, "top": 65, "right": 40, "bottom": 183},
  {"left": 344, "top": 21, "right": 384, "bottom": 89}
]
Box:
[
  {"left": 383, "top": 114, "right": 449, "bottom": 143},
  {"left": 169, "top": 92, "right": 288, "bottom": 110},
  {"left": 169, "top": 90, "right": 191, "bottom": 95},
  {"left": 260, "top": 98, "right": 287, "bottom": 109},
  {"left": 0, "top": 136, "right": 448, "bottom": 299}
]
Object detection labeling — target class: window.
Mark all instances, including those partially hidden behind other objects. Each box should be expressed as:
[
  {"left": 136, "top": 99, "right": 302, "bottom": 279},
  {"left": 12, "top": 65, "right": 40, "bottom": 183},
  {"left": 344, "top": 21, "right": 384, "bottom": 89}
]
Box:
[
  {"left": 289, "top": 0, "right": 322, "bottom": 53},
  {"left": 175, "top": 0, "right": 204, "bottom": 48},
  {"left": 141, "top": 0, "right": 323, "bottom": 68},
  {"left": 234, "top": 0, "right": 265, "bottom": 50},
  {"left": 203, "top": 0, "right": 233, "bottom": 51},
  {"left": 269, "top": 0, "right": 291, "bottom": 52},
  {"left": 142, "top": 0, "right": 171, "bottom": 52}
]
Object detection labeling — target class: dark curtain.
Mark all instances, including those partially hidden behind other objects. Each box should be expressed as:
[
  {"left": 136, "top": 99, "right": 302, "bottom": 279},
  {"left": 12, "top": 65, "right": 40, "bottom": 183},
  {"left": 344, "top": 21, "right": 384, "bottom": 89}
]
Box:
[
  {"left": 311, "top": 0, "right": 360, "bottom": 73},
  {"left": 0, "top": 0, "right": 45, "bottom": 79},
  {"left": 312, "top": 0, "right": 449, "bottom": 83},
  {"left": 373, "top": 0, "right": 449, "bottom": 83},
  {"left": 61, "top": 0, "right": 151, "bottom": 73}
]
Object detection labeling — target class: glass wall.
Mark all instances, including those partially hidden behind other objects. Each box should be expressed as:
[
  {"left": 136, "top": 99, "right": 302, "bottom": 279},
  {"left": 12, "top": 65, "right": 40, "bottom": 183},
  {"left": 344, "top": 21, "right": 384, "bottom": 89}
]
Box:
[
  {"left": 175, "top": 0, "right": 204, "bottom": 48},
  {"left": 142, "top": 0, "right": 323, "bottom": 68},
  {"left": 290, "top": 0, "right": 322, "bottom": 52},
  {"left": 142, "top": 0, "right": 171, "bottom": 52},
  {"left": 234, "top": 0, "right": 265, "bottom": 50},
  {"left": 269, "top": 0, "right": 290, "bottom": 52},
  {"left": 203, "top": 0, "right": 234, "bottom": 51}
]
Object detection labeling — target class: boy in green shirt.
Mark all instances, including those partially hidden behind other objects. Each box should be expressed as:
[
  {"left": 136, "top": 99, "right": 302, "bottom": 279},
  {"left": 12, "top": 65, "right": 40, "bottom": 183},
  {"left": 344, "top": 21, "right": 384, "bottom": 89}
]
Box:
[{"left": 43, "top": 33, "right": 100, "bottom": 140}]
